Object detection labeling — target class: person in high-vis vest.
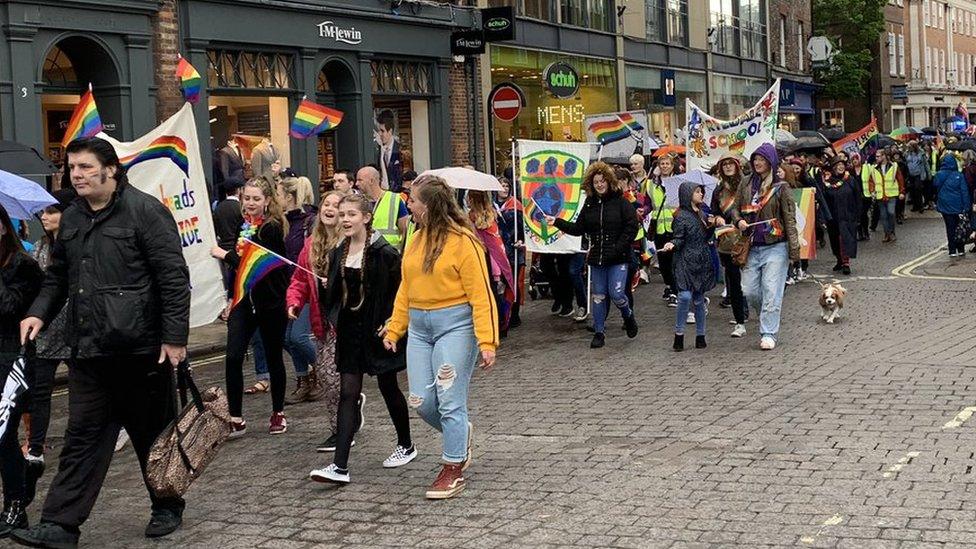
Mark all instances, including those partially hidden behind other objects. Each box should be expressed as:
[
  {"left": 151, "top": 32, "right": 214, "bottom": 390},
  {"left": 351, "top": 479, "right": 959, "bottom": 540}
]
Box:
[
  {"left": 645, "top": 154, "right": 678, "bottom": 307},
  {"left": 356, "top": 166, "right": 409, "bottom": 249},
  {"left": 874, "top": 149, "right": 905, "bottom": 242},
  {"left": 849, "top": 153, "right": 880, "bottom": 241}
]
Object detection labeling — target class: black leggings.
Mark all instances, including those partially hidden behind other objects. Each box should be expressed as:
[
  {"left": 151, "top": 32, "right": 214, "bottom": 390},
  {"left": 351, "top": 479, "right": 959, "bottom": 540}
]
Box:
[
  {"left": 225, "top": 304, "right": 287, "bottom": 417},
  {"left": 720, "top": 254, "right": 746, "bottom": 325},
  {"left": 334, "top": 371, "right": 411, "bottom": 470},
  {"left": 654, "top": 233, "right": 675, "bottom": 291},
  {"left": 27, "top": 358, "right": 59, "bottom": 456}
]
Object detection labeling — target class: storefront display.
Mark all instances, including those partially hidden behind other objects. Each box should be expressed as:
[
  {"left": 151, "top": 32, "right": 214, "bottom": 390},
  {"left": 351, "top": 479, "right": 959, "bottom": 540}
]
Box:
[
  {"left": 624, "top": 65, "right": 706, "bottom": 143},
  {"left": 489, "top": 46, "right": 617, "bottom": 174}
]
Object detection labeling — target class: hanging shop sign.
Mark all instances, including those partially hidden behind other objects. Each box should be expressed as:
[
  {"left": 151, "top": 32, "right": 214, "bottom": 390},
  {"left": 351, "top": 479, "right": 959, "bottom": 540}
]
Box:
[
  {"left": 482, "top": 6, "right": 516, "bottom": 42},
  {"left": 451, "top": 30, "right": 486, "bottom": 55},
  {"left": 543, "top": 62, "right": 579, "bottom": 99},
  {"left": 489, "top": 82, "right": 525, "bottom": 122},
  {"left": 661, "top": 69, "right": 676, "bottom": 107}
]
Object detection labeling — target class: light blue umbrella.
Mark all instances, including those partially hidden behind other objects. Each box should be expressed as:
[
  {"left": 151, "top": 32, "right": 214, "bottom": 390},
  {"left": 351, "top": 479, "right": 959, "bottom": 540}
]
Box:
[
  {"left": 661, "top": 170, "right": 719, "bottom": 208},
  {"left": 0, "top": 169, "right": 56, "bottom": 219}
]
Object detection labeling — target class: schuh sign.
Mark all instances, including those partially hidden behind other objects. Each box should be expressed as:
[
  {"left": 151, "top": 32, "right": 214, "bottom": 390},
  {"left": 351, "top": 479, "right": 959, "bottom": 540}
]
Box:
[
  {"left": 543, "top": 62, "right": 579, "bottom": 99},
  {"left": 482, "top": 6, "right": 516, "bottom": 42}
]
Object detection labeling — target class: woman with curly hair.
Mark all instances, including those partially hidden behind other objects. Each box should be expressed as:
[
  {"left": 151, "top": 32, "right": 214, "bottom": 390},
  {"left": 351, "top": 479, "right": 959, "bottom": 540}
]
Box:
[{"left": 544, "top": 161, "right": 639, "bottom": 349}]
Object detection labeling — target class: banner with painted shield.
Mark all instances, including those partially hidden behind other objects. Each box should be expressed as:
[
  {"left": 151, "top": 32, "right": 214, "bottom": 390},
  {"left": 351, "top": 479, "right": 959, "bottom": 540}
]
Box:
[
  {"left": 685, "top": 79, "right": 780, "bottom": 172},
  {"left": 517, "top": 139, "right": 596, "bottom": 253},
  {"left": 99, "top": 103, "right": 225, "bottom": 328}
]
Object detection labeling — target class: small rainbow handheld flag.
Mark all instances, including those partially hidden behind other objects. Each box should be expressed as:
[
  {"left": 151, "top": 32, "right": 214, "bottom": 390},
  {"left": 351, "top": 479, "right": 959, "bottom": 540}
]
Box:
[
  {"left": 714, "top": 224, "right": 737, "bottom": 238},
  {"left": 231, "top": 239, "right": 289, "bottom": 309},
  {"left": 290, "top": 98, "right": 343, "bottom": 139},
  {"left": 176, "top": 56, "right": 202, "bottom": 105},
  {"left": 588, "top": 113, "right": 644, "bottom": 145},
  {"left": 61, "top": 87, "right": 103, "bottom": 147}
]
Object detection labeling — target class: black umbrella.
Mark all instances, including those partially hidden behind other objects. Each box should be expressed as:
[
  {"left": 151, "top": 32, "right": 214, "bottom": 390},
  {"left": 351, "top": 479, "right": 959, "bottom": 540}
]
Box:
[
  {"left": 946, "top": 140, "right": 976, "bottom": 152},
  {"left": 0, "top": 141, "right": 57, "bottom": 177},
  {"left": 876, "top": 135, "right": 897, "bottom": 149},
  {"left": 789, "top": 134, "right": 831, "bottom": 153},
  {"left": 921, "top": 127, "right": 940, "bottom": 136},
  {"left": 820, "top": 128, "right": 846, "bottom": 142}
]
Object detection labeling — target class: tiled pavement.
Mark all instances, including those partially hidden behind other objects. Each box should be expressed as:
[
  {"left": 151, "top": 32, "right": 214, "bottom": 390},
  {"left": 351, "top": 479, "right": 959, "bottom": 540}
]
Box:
[{"left": 11, "top": 212, "right": 976, "bottom": 548}]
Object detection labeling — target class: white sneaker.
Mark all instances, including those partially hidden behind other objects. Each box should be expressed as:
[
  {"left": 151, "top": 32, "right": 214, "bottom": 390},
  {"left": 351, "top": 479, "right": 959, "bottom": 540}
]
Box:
[
  {"left": 785, "top": 276, "right": 796, "bottom": 286},
  {"left": 731, "top": 324, "right": 746, "bottom": 338},
  {"left": 114, "top": 428, "right": 130, "bottom": 452},
  {"left": 760, "top": 337, "right": 776, "bottom": 350},
  {"left": 310, "top": 463, "right": 350, "bottom": 484},
  {"left": 572, "top": 306, "right": 588, "bottom": 322},
  {"left": 25, "top": 453, "right": 44, "bottom": 466},
  {"left": 686, "top": 311, "right": 695, "bottom": 324},
  {"left": 798, "top": 270, "right": 810, "bottom": 281},
  {"left": 383, "top": 444, "right": 418, "bottom": 468}
]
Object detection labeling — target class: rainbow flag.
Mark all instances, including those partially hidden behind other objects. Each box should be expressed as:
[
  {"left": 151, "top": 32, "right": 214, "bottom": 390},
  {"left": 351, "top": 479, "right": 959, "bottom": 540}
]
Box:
[
  {"left": 793, "top": 188, "right": 817, "bottom": 260},
  {"left": 61, "top": 89, "right": 103, "bottom": 147},
  {"left": 714, "top": 224, "right": 737, "bottom": 239},
  {"left": 289, "top": 99, "right": 343, "bottom": 139},
  {"left": 587, "top": 113, "right": 644, "bottom": 145},
  {"left": 176, "top": 57, "right": 202, "bottom": 105},
  {"left": 231, "top": 239, "right": 289, "bottom": 309},
  {"left": 119, "top": 135, "right": 189, "bottom": 176}
]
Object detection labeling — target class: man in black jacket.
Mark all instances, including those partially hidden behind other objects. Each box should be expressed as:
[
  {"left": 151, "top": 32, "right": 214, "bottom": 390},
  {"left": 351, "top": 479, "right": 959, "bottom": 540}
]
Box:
[{"left": 15, "top": 137, "right": 190, "bottom": 548}]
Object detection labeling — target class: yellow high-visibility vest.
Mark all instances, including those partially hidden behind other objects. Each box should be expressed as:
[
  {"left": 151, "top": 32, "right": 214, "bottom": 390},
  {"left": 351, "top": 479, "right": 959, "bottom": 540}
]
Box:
[
  {"left": 647, "top": 183, "right": 674, "bottom": 235},
  {"left": 859, "top": 164, "right": 882, "bottom": 199},
  {"left": 372, "top": 191, "right": 404, "bottom": 248},
  {"left": 880, "top": 163, "right": 900, "bottom": 199},
  {"left": 404, "top": 220, "right": 418, "bottom": 250}
]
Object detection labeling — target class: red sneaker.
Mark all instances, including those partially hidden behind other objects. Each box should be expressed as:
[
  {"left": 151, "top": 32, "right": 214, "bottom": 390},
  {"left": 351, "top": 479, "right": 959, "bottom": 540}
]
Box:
[
  {"left": 269, "top": 412, "right": 287, "bottom": 435},
  {"left": 425, "top": 464, "right": 465, "bottom": 499}
]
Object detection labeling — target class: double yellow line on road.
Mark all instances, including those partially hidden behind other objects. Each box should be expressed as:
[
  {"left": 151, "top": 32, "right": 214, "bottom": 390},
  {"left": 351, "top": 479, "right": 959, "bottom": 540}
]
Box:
[{"left": 891, "top": 245, "right": 976, "bottom": 281}]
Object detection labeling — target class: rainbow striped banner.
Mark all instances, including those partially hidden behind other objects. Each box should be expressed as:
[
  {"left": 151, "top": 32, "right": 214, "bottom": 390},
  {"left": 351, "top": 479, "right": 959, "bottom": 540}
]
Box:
[
  {"left": 793, "top": 188, "right": 817, "bottom": 260},
  {"left": 119, "top": 135, "right": 189, "bottom": 175},
  {"left": 176, "top": 56, "right": 202, "bottom": 105},
  {"left": 587, "top": 113, "right": 644, "bottom": 145},
  {"left": 289, "top": 99, "right": 343, "bottom": 139},
  {"left": 231, "top": 239, "right": 289, "bottom": 309},
  {"left": 61, "top": 88, "right": 103, "bottom": 147}
]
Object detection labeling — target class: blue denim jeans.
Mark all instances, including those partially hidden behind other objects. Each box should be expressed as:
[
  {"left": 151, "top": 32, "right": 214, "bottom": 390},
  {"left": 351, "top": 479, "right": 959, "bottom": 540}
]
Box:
[
  {"left": 405, "top": 304, "right": 479, "bottom": 463},
  {"left": 590, "top": 263, "right": 632, "bottom": 335},
  {"left": 252, "top": 304, "right": 315, "bottom": 380},
  {"left": 879, "top": 199, "right": 897, "bottom": 235},
  {"left": 674, "top": 290, "right": 706, "bottom": 336},
  {"left": 741, "top": 242, "right": 789, "bottom": 340},
  {"left": 569, "top": 253, "right": 587, "bottom": 308}
]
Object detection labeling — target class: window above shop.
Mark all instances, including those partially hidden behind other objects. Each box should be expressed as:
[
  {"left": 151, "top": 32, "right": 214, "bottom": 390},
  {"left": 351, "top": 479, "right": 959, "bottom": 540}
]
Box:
[
  {"left": 645, "top": 0, "right": 688, "bottom": 45},
  {"left": 371, "top": 60, "right": 433, "bottom": 96},
  {"left": 487, "top": 0, "right": 613, "bottom": 32},
  {"left": 43, "top": 46, "right": 79, "bottom": 90},
  {"left": 206, "top": 49, "right": 294, "bottom": 90},
  {"left": 708, "top": 0, "right": 767, "bottom": 59}
]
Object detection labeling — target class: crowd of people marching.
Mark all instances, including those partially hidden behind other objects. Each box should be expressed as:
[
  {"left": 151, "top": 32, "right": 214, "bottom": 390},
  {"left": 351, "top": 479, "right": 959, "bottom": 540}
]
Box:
[{"left": 0, "top": 129, "right": 970, "bottom": 548}]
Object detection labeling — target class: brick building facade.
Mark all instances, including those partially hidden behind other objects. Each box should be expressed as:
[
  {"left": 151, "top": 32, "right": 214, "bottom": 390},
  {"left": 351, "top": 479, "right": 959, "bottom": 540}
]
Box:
[{"left": 768, "top": 0, "right": 818, "bottom": 132}]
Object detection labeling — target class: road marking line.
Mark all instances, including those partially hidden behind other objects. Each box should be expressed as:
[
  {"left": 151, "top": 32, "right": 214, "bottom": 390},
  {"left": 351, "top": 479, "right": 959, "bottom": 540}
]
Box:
[
  {"left": 892, "top": 245, "right": 976, "bottom": 281},
  {"left": 882, "top": 451, "right": 920, "bottom": 478},
  {"left": 943, "top": 406, "right": 976, "bottom": 429},
  {"left": 800, "top": 514, "right": 844, "bottom": 544}
]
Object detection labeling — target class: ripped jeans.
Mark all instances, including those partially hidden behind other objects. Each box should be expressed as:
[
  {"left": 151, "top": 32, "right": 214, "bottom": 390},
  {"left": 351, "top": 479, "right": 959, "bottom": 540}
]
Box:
[
  {"left": 590, "top": 263, "right": 632, "bottom": 335},
  {"left": 405, "top": 304, "right": 479, "bottom": 463}
]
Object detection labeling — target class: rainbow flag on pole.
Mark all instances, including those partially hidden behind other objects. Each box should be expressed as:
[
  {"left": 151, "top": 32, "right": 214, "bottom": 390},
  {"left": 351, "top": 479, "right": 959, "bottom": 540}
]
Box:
[
  {"left": 587, "top": 113, "right": 644, "bottom": 145},
  {"left": 289, "top": 98, "right": 343, "bottom": 139},
  {"left": 176, "top": 56, "right": 202, "bottom": 105},
  {"left": 61, "top": 87, "right": 103, "bottom": 147},
  {"left": 231, "top": 239, "right": 289, "bottom": 309}
]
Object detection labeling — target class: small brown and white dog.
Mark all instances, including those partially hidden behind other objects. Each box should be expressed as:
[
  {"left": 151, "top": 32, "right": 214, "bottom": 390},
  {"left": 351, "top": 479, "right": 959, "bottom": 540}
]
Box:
[{"left": 819, "top": 282, "right": 847, "bottom": 324}]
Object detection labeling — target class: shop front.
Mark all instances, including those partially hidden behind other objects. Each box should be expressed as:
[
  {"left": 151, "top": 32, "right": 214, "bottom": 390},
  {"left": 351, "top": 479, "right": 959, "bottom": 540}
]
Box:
[
  {"left": 624, "top": 64, "right": 707, "bottom": 143},
  {"left": 488, "top": 46, "right": 617, "bottom": 174},
  {"left": 777, "top": 79, "right": 818, "bottom": 132},
  {"left": 0, "top": 0, "right": 159, "bottom": 181},
  {"left": 183, "top": 0, "right": 472, "bottom": 190}
]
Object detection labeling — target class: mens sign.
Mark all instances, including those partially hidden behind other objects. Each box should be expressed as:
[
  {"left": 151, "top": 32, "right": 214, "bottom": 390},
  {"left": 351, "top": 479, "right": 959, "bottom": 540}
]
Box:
[{"left": 543, "top": 62, "right": 579, "bottom": 99}]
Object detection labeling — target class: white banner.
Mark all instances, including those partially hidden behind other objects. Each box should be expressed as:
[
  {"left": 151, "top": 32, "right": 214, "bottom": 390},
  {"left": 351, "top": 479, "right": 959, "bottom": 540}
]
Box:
[
  {"left": 584, "top": 110, "right": 651, "bottom": 163},
  {"left": 517, "top": 139, "right": 595, "bottom": 254},
  {"left": 100, "top": 103, "right": 224, "bottom": 328},
  {"left": 685, "top": 79, "right": 781, "bottom": 172}
]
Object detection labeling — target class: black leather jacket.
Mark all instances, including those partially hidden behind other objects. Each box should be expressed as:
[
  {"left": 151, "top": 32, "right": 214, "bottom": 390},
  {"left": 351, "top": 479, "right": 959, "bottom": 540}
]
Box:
[{"left": 554, "top": 192, "right": 638, "bottom": 266}]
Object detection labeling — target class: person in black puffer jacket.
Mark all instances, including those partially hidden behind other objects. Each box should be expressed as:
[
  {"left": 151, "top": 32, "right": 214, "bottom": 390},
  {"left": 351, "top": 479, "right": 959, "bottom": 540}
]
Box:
[{"left": 546, "top": 161, "right": 639, "bottom": 349}]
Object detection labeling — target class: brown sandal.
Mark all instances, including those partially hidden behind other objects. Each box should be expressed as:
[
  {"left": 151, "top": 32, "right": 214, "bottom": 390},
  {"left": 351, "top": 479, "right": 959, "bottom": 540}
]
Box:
[{"left": 244, "top": 380, "right": 270, "bottom": 395}]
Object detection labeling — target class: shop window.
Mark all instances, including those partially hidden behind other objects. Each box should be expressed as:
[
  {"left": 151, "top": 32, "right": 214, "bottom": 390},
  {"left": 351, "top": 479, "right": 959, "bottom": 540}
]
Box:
[
  {"left": 206, "top": 49, "right": 294, "bottom": 90},
  {"left": 709, "top": 0, "right": 737, "bottom": 55},
  {"left": 42, "top": 46, "right": 78, "bottom": 89},
  {"left": 821, "top": 108, "right": 844, "bottom": 131},
  {"left": 646, "top": 0, "right": 665, "bottom": 42},
  {"left": 370, "top": 60, "right": 433, "bottom": 96},
  {"left": 738, "top": 0, "right": 766, "bottom": 59},
  {"left": 316, "top": 71, "right": 331, "bottom": 93},
  {"left": 666, "top": 0, "right": 688, "bottom": 45}
]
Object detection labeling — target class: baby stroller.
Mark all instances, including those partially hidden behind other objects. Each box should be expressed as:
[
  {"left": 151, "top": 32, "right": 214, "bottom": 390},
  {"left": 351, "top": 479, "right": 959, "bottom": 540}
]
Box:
[{"left": 527, "top": 253, "right": 550, "bottom": 300}]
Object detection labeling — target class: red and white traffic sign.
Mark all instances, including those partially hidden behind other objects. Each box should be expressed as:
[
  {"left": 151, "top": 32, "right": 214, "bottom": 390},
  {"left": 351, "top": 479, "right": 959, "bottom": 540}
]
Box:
[{"left": 490, "top": 84, "right": 523, "bottom": 122}]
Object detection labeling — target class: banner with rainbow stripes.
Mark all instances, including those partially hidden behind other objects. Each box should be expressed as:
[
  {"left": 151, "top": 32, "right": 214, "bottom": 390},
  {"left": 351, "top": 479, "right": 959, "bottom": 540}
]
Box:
[
  {"left": 119, "top": 135, "right": 189, "bottom": 176},
  {"left": 61, "top": 88, "right": 103, "bottom": 147},
  {"left": 793, "top": 188, "right": 817, "bottom": 260},
  {"left": 290, "top": 98, "right": 343, "bottom": 139},
  {"left": 584, "top": 110, "right": 650, "bottom": 162}
]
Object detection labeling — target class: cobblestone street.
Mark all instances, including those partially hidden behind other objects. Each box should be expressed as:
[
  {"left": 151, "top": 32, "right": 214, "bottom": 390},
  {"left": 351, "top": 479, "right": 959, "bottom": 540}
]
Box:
[{"left": 15, "top": 213, "right": 976, "bottom": 548}]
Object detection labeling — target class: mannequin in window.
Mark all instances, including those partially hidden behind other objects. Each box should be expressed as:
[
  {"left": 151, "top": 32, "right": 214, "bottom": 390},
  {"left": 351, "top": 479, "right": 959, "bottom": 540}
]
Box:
[
  {"left": 215, "top": 139, "right": 245, "bottom": 190},
  {"left": 374, "top": 109, "right": 402, "bottom": 192},
  {"left": 251, "top": 135, "right": 281, "bottom": 183}
]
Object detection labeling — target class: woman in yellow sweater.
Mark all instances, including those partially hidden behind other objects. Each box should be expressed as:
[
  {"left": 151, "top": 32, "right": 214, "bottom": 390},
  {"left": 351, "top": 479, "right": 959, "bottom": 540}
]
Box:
[{"left": 383, "top": 177, "right": 498, "bottom": 500}]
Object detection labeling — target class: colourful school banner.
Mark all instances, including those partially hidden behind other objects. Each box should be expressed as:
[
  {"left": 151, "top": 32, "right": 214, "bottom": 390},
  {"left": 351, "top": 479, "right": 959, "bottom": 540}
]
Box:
[
  {"left": 793, "top": 187, "right": 817, "bottom": 260},
  {"left": 517, "top": 139, "right": 594, "bottom": 253},
  {"left": 833, "top": 115, "right": 879, "bottom": 158},
  {"left": 685, "top": 79, "right": 780, "bottom": 172},
  {"left": 99, "top": 103, "right": 224, "bottom": 327}
]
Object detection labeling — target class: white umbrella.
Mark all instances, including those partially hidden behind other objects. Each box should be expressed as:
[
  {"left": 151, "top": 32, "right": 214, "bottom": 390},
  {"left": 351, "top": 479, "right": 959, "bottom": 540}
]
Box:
[
  {"left": 661, "top": 170, "right": 719, "bottom": 208},
  {"left": 418, "top": 167, "right": 503, "bottom": 192}
]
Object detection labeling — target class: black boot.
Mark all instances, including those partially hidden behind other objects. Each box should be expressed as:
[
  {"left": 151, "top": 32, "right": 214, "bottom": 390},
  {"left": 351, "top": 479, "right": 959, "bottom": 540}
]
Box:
[
  {"left": 0, "top": 500, "right": 27, "bottom": 538},
  {"left": 145, "top": 508, "right": 183, "bottom": 538},
  {"left": 673, "top": 334, "right": 684, "bottom": 352},
  {"left": 623, "top": 314, "right": 639, "bottom": 338},
  {"left": 12, "top": 521, "right": 79, "bottom": 548},
  {"left": 590, "top": 333, "right": 605, "bottom": 349},
  {"left": 695, "top": 335, "right": 707, "bottom": 349},
  {"left": 509, "top": 304, "right": 522, "bottom": 328}
]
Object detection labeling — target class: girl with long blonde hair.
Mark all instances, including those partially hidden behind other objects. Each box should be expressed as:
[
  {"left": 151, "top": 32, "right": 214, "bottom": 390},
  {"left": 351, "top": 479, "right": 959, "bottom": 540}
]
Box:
[
  {"left": 465, "top": 190, "right": 514, "bottom": 334},
  {"left": 383, "top": 178, "right": 498, "bottom": 500},
  {"left": 286, "top": 190, "right": 348, "bottom": 450}
]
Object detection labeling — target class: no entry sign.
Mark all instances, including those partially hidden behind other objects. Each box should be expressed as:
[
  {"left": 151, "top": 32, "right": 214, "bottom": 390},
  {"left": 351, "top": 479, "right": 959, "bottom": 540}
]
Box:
[{"left": 489, "top": 83, "right": 524, "bottom": 122}]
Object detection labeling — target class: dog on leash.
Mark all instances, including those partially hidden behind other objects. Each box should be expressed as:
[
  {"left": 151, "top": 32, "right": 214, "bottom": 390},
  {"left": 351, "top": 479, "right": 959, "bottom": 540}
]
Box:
[{"left": 819, "top": 282, "right": 847, "bottom": 324}]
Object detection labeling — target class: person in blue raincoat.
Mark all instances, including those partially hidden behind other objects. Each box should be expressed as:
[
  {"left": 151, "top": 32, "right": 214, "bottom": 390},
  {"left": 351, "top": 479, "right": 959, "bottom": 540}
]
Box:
[{"left": 933, "top": 153, "right": 972, "bottom": 257}]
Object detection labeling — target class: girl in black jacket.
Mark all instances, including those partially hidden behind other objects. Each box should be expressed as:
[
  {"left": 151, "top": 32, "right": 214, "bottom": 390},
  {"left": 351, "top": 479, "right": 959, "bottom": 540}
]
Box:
[
  {"left": 309, "top": 194, "right": 413, "bottom": 485},
  {"left": 211, "top": 178, "right": 290, "bottom": 436},
  {"left": 0, "top": 204, "right": 43, "bottom": 535},
  {"left": 545, "top": 162, "right": 639, "bottom": 349}
]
